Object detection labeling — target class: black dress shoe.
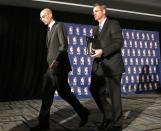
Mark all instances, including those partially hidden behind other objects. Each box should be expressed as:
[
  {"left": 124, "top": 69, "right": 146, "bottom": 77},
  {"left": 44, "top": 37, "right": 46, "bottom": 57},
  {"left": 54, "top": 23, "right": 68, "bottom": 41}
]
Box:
[
  {"left": 98, "top": 120, "right": 112, "bottom": 130},
  {"left": 30, "top": 124, "right": 49, "bottom": 131},
  {"left": 79, "top": 109, "right": 90, "bottom": 127}
]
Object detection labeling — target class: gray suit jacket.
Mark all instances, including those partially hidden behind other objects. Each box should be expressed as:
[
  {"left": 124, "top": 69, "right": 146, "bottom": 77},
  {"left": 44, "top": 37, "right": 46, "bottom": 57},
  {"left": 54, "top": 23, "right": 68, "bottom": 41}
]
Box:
[
  {"left": 92, "top": 19, "right": 125, "bottom": 76},
  {"left": 46, "top": 22, "right": 71, "bottom": 73}
]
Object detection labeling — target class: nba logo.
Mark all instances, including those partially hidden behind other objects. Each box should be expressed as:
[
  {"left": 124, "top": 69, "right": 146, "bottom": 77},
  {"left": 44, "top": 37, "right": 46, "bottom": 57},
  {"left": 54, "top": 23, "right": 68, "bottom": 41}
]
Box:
[
  {"left": 81, "top": 77, "right": 85, "bottom": 85},
  {"left": 156, "top": 74, "right": 159, "bottom": 82},
  {"left": 151, "top": 34, "right": 154, "bottom": 40},
  {"left": 145, "top": 58, "right": 149, "bottom": 65},
  {"left": 128, "top": 85, "right": 131, "bottom": 92},
  {"left": 69, "top": 26, "right": 73, "bottom": 35},
  {"left": 84, "top": 87, "right": 88, "bottom": 95},
  {"left": 144, "top": 84, "right": 147, "bottom": 91},
  {"left": 136, "top": 32, "right": 140, "bottom": 39},
  {"left": 76, "top": 27, "right": 80, "bottom": 35},
  {"left": 77, "top": 67, "right": 81, "bottom": 75},
  {"left": 130, "top": 58, "right": 133, "bottom": 65},
  {"left": 135, "top": 58, "right": 139, "bottom": 65},
  {"left": 122, "top": 85, "right": 126, "bottom": 93},
  {"left": 149, "top": 83, "right": 152, "bottom": 90},
  {"left": 77, "top": 87, "right": 81, "bottom": 95},
  {"left": 147, "top": 75, "right": 150, "bottom": 82},
  {"left": 131, "top": 76, "right": 134, "bottom": 83},
  {"left": 128, "top": 67, "right": 131, "bottom": 74},
  {"left": 136, "top": 75, "right": 139, "bottom": 83},
  {"left": 146, "top": 33, "right": 150, "bottom": 40},
  {"left": 141, "top": 58, "right": 144, "bottom": 65},
  {"left": 154, "top": 83, "right": 158, "bottom": 90},
  {"left": 88, "top": 77, "right": 91, "bottom": 85},
  {"left": 153, "top": 66, "right": 157, "bottom": 73},
  {"left": 132, "top": 49, "right": 135, "bottom": 56},
  {"left": 133, "top": 67, "right": 137, "bottom": 74},
  {"left": 121, "top": 49, "right": 125, "bottom": 56},
  {"left": 73, "top": 56, "right": 78, "bottom": 65},
  {"left": 151, "top": 74, "right": 154, "bottom": 82},
  {"left": 73, "top": 77, "right": 77, "bottom": 86},
  {"left": 154, "top": 42, "right": 158, "bottom": 48},
  {"left": 143, "top": 66, "right": 147, "bottom": 73},
  {"left": 143, "top": 49, "right": 146, "bottom": 56},
  {"left": 124, "top": 58, "right": 128, "bottom": 65},
  {"left": 149, "top": 66, "right": 152, "bottom": 73},
  {"left": 142, "top": 33, "right": 145, "bottom": 40},
  {"left": 76, "top": 46, "right": 81, "bottom": 55},
  {"left": 134, "top": 84, "right": 137, "bottom": 92},
  {"left": 87, "top": 57, "right": 91, "bottom": 65},
  {"left": 126, "top": 31, "right": 130, "bottom": 39},
  {"left": 79, "top": 37, "right": 84, "bottom": 45},
  {"left": 152, "top": 50, "right": 156, "bottom": 56},
  {"left": 127, "top": 49, "right": 130, "bottom": 56},
  {"left": 83, "top": 28, "right": 87, "bottom": 36},
  {"left": 148, "top": 49, "right": 151, "bottom": 57},
  {"left": 129, "top": 40, "right": 132, "bottom": 47},
  {"left": 140, "top": 41, "right": 143, "bottom": 48},
  {"left": 89, "top": 28, "right": 93, "bottom": 36},
  {"left": 84, "top": 47, "right": 87, "bottom": 55},
  {"left": 134, "top": 41, "right": 137, "bottom": 48},
  {"left": 69, "top": 46, "right": 74, "bottom": 55},
  {"left": 137, "top": 49, "right": 141, "bottom": 56},
  {"left": 142, "top": 75, "right": 145, "bottom": 82},
  {"left": 125, "top": 76, "right": 129, "bottom": 83},
  {"left": 84, "top": 67, "right": 88, "bottom": 75},
  {"left": 150, "top": 42, "right": 153, "bottom": 48},
  {"left": 144, "top": 41, "right": 148, "bottom": 48},
  {"left": 124, "top": 40, "right": 127, "bottom": 47},
  {"left": 73, "top": 36, "right": 77, "bottom": 45},
  {"left": 131, "top": 32, "right": 135, "bottom": 39},
  {"left": 69, "top": 67, "right": 73, "bottom": 75},
  {"left": 150, "top": 58, "right": 154, "bottom": 65},
  {"left": 80, "top": 57, "right": 85, "bottom": 65},
  {"left": 138, "top": 66, "right": 142, "bottom": 73}
]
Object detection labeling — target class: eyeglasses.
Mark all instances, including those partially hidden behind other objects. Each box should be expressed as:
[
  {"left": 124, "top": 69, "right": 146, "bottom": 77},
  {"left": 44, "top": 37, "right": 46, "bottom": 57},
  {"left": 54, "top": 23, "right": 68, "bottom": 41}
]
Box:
[
  {"left": 93, "top": 10, "right": 102, "bottom": 14},
  {"left": 40, "top": 14, "right": 48, "bottom": 20}
]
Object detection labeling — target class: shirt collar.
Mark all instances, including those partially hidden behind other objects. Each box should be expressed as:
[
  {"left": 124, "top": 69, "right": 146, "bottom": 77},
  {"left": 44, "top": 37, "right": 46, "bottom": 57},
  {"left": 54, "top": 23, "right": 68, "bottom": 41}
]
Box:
[
  {"left": 99, "top": 17, "right": 107, "bottom": 28},
  {"left": 48, "top": 20, "right": 55, "bottom": 30}
]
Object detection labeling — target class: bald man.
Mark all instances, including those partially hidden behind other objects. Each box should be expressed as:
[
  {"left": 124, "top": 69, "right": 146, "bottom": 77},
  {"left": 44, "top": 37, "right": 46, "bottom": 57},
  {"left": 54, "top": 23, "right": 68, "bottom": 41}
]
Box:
[{"left": 30, "top": 8, "right": 89, "bottom": 130}]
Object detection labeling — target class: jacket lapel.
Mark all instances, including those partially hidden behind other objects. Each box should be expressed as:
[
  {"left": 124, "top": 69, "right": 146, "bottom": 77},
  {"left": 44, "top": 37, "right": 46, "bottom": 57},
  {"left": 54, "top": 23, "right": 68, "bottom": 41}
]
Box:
[
  {"left": 47, "top": 22, "right": 57, "bottom": 46},
  {"left": 99, "top": 19, "right": 109, "bottom": 38}
]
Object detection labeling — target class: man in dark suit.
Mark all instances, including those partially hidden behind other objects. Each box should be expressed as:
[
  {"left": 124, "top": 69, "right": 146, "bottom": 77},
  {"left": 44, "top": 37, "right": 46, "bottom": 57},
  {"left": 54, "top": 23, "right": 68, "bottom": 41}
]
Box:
[
  {"left": 31, "top": 8, "right": 89, "bottom": 130},
  {"left": 89, "top": 3, "right": 125, "bottom": 130}
]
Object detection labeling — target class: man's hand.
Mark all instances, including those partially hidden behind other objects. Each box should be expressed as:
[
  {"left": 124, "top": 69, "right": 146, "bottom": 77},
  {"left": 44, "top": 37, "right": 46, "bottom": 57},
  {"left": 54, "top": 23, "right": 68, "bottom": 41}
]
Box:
[{"left": 91, "top": 49, "right": 103, "bottom": 58}]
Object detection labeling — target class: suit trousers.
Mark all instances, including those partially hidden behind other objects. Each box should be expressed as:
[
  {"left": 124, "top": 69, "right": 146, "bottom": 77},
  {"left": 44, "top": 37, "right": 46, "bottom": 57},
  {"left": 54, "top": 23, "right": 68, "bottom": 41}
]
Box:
[
  {"left": 90, "top": 73, "right": 122, "bottom": 123},
  {"left": 39, "top": 68, "right": 86, "bottom": 126}
]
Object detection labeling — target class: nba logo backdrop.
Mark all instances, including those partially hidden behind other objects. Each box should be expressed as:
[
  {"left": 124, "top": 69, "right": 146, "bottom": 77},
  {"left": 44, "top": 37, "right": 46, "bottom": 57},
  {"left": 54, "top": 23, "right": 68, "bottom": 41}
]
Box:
[{"left": 54, "top": 23, "right": 161, "bottom": 99}]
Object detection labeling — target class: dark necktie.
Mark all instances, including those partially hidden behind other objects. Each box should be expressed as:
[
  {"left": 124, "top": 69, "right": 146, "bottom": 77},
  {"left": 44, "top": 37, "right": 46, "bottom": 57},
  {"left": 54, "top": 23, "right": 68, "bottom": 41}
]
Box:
[{"left": 99, "top": 25, "right": 102, "bottom": 32}]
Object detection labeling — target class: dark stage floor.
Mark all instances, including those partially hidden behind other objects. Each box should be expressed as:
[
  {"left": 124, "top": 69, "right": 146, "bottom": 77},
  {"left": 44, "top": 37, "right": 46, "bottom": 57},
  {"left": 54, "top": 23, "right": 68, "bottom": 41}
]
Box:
[{"left": 0, "top": 93, "right": 161, "bottom": 131}]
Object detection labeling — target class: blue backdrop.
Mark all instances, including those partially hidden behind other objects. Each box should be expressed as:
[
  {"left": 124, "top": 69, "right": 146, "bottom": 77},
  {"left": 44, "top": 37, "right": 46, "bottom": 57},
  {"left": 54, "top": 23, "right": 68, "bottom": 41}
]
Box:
[{"left": 54, "top": 23, "right": 161, "bottom": 99}]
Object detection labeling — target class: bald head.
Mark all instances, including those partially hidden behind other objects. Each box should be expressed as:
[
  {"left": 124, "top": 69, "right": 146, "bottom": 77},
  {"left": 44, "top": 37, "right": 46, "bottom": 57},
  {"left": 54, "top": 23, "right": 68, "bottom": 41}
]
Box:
[{"left": 40, "top": 8, "right": 54, "bottom": 25}]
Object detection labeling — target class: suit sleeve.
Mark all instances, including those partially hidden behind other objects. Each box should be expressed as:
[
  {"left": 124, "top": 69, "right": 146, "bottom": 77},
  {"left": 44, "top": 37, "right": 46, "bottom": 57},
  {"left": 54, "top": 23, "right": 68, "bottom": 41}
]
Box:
[
  {"left": 56, "top": 23, "right": 68, "bottom": 61},
  {"left": 102, "top": 21, "right": 123, "bottom": 57}
]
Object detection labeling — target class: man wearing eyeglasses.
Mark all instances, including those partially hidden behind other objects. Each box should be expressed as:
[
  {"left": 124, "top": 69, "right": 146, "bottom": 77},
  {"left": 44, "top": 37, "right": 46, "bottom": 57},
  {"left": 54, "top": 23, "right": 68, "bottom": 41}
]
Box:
[
  {"left": 89, "top": 3, "right": 124, "bottom": 131},
  {"left": 30, "top": 8, "right": 89, "bottom": 130}
]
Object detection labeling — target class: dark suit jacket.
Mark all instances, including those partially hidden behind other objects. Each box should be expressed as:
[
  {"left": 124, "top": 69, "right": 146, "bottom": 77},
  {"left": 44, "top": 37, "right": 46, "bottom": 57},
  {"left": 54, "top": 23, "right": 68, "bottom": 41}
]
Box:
[
  {"left": 92, "top": 19, "right": 125, "bottom": 76},
  {"left": 46, "top": 22, "right": 71, "bottom": 73}
]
